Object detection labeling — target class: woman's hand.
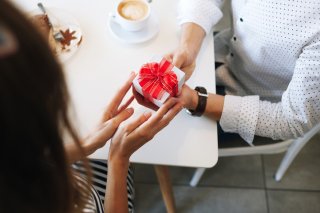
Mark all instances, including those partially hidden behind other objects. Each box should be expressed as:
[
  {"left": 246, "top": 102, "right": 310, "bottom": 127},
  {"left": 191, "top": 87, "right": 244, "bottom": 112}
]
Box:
[
  {"left": 81, "top": 72, "right": 137, "bottom": 156},
  {"left": 108, "top": 98, "right": 183, "bottom": 165},
  {"left": 66, "top": 72, "right": 137, "bottom": 162},
  {"left": 105, "top": 96, "right": 182, "bottom": 213}
]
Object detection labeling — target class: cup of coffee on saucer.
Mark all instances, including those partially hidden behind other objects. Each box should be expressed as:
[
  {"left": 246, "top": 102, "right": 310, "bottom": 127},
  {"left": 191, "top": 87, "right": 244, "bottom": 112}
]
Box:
[{"left": 110, "top": 0, "right": 151, "bottom": 32}]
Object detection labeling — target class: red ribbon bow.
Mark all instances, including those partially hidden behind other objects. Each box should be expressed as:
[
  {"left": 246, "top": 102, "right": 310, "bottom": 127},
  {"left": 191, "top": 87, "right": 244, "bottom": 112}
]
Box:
[{"left": 138, "top": 58, "right": 178, "bottom": 100}]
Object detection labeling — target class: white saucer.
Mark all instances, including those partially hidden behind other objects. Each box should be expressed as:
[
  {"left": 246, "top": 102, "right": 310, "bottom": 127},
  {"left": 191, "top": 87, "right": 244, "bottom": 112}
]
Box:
[
  {"left": 108, "top": 13, "right": 159, "bottom": 44},
  {"left": 29, "top": 8, "right": 83, "bottom": 63}
]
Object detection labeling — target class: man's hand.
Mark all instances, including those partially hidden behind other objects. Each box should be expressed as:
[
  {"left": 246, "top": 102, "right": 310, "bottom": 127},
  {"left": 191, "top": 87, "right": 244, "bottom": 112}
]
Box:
[
  {"left": 165, "top": 49, "right": 196, "bottom": 81},
  {"left": 166, "top": 23, "right": 206, "bottom": 81}
]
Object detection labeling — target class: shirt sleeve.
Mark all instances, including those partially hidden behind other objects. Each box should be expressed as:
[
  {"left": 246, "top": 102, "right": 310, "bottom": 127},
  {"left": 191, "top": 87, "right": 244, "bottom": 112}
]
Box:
[
  {"left": 177, "top": 0, "right": 224, "bottom": 34},
  {"left": 220, "top": 34, "right": 320, "bottom": 144},
  {"left": 220, "top": 95, "right": 260, "bottom": 145}
]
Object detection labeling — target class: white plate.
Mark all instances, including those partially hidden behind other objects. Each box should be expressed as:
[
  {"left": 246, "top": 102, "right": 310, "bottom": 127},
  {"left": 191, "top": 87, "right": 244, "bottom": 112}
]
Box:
[
  {"left": 29, "top": 8, "right": 83, "bottom": 62},
  {"left": 108, "top": 12, "right": 159, "bottom": 44}
]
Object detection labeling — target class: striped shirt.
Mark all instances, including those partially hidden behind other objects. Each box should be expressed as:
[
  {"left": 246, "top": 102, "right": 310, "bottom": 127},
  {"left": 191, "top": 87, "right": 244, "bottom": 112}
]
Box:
[{"left": 72, "top": 160, "right": 135, "bottom": 213}]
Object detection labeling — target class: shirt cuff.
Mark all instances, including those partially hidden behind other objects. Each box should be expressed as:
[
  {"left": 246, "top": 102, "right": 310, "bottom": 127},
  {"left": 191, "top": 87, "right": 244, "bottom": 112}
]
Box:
[
  {"left": 177, "top": 0, "right": 223, "bottom": 34},
  {"left": 220, "top": 95, "right": 260, "bottom": 145}
]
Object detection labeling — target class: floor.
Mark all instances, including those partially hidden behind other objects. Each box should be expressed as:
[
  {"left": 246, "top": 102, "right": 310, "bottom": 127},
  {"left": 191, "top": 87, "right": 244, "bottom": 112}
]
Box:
[{"left": 133, "top": 133, "right": 320, "bottom": 213}]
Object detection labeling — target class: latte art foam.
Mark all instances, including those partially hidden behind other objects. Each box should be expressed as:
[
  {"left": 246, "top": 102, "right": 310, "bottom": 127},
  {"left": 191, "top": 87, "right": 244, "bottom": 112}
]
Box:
[{"left": 118, "top": 0, "right": 148, "bottom": 21}]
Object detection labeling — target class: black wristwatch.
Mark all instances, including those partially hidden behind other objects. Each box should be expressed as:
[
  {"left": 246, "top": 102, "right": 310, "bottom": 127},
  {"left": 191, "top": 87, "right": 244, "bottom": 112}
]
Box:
[{"left": 186, "top": 86, "right": 208, "bottom": 116}]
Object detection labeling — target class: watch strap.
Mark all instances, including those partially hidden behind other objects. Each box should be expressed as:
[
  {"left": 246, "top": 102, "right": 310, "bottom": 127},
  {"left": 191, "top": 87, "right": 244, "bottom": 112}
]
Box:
[{"left": 187, "top": 86, "right": 208, "bottom": 116}]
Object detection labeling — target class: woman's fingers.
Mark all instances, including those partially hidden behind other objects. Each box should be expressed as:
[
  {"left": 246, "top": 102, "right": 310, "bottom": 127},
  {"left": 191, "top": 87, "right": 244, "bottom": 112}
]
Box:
[
  {"left": 116, "top": 95, "right": 134, "bottom": 115},
  {"left": 102, "top": 72, "right": 136, "bottom": 121},
  {"left": 149, "top": 98, "right": 179, "bottom": 121},
  {"left": 148, "top": 99, "right": 182, "bottom": 133},
  {"left": 108, "top": 99, "right": 182, "bottom": 161},
  {"left": 108, "top": 72, "right": 136, "bottom": 111},
  {"left": 139, "top": 98, "right": 182, "bottom": 132},
  {"left": 154, "top": 101, "right": 183, "bottom": 132},
  {"left": 109, "top": 111, "right": 153, "bottom": 162},
  {"left": 123, "top": 111, "right": 152, "bottom": 134},
  {"left": 106, "top": 108, "right": 134, "bottom": 130},
  {"left": 113, "top": 72, "right": 136, "bottom": 104}
]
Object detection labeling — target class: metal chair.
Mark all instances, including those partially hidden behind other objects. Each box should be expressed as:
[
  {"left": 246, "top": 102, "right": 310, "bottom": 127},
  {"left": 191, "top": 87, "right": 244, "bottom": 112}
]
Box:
[{"left": 190, "top": 122, "right": 320, "bottom": 187}]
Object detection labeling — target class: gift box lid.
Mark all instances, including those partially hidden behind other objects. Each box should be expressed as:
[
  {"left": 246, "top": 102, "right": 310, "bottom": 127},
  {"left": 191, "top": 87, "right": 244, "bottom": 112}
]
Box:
[{"left": 132, "top": 55, "right": 185, "bottom": 107}]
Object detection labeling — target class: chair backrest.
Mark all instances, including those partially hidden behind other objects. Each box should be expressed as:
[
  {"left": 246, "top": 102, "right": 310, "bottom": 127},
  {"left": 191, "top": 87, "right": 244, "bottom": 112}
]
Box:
[
  {"left": 219, "top": 122, "right": 320, "bottom": 157},
  {"left": 219, "top": 139, "right": 293, "bottom": 157},
  {"left": 190, "top": 123, "right": 320, "bottom": 186}
]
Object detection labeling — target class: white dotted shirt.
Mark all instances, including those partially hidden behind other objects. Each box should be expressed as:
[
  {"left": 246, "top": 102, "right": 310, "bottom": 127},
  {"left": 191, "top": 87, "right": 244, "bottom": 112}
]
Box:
[{"left": 178, "top": 0, "right": 320, "bottom": 144}]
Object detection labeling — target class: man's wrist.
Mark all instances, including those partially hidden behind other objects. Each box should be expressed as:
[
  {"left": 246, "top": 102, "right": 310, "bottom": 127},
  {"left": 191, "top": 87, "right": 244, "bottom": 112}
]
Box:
[
  {"left": 190, "top": 88, "right": 199, "bottom": 110},
  {"left": 186, "top": 86, "right": 208, "bottom": 116},
  {"left": 180, "top": 23, "right": 206, "bottom": 57},
  {"left": 179, "top": 42, "right": 197, "bottom": 61}
]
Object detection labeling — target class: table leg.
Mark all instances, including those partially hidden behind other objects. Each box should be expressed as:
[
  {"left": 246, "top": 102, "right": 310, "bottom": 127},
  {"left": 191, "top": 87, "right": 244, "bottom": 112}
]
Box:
[{"left": 154, "top": 165, "right": 176, "bottom": 213}]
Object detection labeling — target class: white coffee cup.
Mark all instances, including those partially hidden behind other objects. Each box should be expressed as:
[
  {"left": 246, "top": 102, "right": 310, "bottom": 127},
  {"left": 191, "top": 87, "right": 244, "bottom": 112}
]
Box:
[{"left": 110, "top": 0, "right": 151, "bottom": 32}]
